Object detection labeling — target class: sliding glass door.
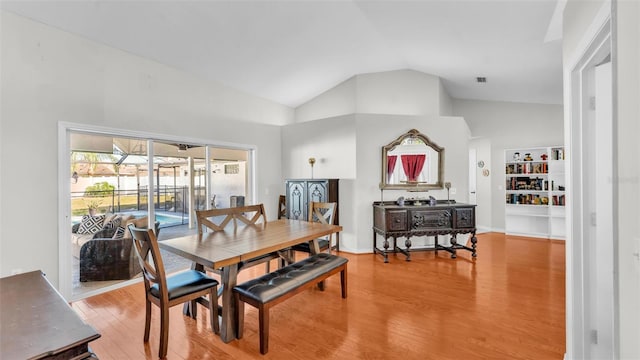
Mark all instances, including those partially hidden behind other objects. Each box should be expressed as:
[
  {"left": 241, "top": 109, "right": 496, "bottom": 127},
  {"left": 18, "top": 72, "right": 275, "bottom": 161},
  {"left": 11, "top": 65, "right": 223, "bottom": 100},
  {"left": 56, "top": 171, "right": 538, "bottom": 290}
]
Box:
[{"left": 67, "top": 130, "right": 252, "bottom": 300}]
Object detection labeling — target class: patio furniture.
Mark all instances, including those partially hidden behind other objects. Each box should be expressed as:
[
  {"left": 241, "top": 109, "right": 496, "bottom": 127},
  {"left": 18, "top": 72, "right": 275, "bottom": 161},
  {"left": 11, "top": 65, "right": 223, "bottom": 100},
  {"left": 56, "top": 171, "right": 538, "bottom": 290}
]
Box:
[{"left": 73, "top": 214, "right": 160, "bottom": 282}]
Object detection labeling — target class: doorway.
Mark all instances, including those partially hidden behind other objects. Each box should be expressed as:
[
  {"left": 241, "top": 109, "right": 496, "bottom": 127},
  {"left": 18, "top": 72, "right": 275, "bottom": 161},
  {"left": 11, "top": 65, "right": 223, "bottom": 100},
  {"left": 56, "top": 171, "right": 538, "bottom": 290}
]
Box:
[{"left": 566, "top": 16, "right": 616, "bottom": 359}]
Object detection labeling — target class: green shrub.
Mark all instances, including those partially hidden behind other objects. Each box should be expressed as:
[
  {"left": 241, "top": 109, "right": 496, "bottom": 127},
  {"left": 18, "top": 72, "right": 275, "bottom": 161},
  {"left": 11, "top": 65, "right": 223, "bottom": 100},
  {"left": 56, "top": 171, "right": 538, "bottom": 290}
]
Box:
[{"left": 84, "top": 182, "right": 115, "bottom": 197}]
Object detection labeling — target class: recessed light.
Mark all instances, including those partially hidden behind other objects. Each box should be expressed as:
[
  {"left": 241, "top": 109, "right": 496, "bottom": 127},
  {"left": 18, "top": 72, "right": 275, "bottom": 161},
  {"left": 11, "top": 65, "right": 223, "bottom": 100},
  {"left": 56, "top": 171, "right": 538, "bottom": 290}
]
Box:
[{"left": 476, "top": 77, "right": 487, "bottom": 83}]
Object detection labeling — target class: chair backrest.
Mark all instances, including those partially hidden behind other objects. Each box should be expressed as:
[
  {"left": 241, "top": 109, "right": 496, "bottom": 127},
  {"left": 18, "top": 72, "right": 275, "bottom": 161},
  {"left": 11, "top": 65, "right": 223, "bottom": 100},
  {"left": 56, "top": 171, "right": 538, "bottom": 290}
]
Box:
[
  {"left": 308, "top": 202, "right": 337, "bottom": 248},
  {"left": 308, "top": 202, "right": 336, "bottom": 225},
  {"left": 128, "top": 225, "right": 167, "bottom": 300},
  {"left": 277, "top": 195, "right": 286, "bottom": 219},
  {"left": 196, "top": 208, "right": 235, "bottom": 235},
  {"left": 196, "top": 204, "right": 266, "bottom": 235},
  {"left": 233, "top": 204, "right": 267, "bottom": 227}
]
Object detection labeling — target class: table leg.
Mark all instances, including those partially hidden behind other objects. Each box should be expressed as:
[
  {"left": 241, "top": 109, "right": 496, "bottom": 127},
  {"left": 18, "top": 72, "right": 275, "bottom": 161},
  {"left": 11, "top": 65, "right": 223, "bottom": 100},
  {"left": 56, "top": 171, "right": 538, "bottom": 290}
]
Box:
[
  {"left": 471, "top": 231, "right": 478, "bottom": 257},
  {"left": 220, "top": 264, "right": 239, "bottom": 343},
  {"left": 449, "top": 235, "right": 458, "bottom": 259}
]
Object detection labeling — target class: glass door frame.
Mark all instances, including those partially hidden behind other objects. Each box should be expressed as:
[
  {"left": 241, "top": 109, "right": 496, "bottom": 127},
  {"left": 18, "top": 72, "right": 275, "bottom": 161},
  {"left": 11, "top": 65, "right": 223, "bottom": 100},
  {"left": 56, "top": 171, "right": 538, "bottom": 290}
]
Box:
[{"left": 58, "top": 122, "right": 256, "bottom": 301}]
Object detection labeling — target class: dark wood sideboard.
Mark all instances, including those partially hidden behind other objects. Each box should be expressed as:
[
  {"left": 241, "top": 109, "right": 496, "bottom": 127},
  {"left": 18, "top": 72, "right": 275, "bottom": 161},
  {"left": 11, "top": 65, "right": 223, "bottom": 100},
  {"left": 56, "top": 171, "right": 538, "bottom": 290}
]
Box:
[
  {"left": 373, "top": 201, "right": 477, "bottom": 262},
  {"left": 0, "top": 270, "right": 101, "bottom": 359}
]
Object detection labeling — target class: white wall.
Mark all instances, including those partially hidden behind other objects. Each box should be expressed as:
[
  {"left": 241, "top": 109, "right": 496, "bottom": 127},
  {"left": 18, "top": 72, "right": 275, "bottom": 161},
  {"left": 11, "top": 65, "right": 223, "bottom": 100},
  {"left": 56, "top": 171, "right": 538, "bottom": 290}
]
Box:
[
  {"left": 354, "top": 70, "right": 442, "bottom": 116},
  {"left": 281, "top": 114, "right": 470, "bottom": 253},
  {"left": 452, "top": 99, "right": 564, "bottom": 232},
  {"left": 0, "top": 11, "right": 292, "bottom": 288},
  {"left": 294, "top": 78, "right": 357, "bottom": 124},
  {"left": 439, "top": 80, "right": 453, "bottom": 116},
  {"left": 287, "top": 67, "right": 471, "bottom": 254},
  {"left": 354, "top": 115, "right": 471, "bottom": 252},
  {"left": 280, "top": 115, "right": 356, "bottom": 180},
  {"left": 294, "top": 69, "right": 451, "bottom": 123}
]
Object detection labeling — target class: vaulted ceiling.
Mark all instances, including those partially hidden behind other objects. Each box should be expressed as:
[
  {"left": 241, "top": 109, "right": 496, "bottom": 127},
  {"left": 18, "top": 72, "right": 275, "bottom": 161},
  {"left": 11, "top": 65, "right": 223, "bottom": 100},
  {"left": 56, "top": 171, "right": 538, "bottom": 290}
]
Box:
[{"left": 1, "top": 0, "right": 563, "bottom": 108}]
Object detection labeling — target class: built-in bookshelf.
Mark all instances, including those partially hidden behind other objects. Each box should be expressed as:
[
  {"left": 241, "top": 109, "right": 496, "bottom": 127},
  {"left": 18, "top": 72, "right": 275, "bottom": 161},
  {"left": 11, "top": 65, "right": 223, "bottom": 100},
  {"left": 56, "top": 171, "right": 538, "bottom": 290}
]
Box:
[{"left": 504, "top": 146, "right": 566, "bottom": 240}]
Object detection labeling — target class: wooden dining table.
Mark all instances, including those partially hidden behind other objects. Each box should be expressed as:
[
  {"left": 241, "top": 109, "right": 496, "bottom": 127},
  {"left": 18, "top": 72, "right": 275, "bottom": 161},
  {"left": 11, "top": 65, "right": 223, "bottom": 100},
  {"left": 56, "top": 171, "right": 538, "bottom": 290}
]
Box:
[{"left": 158, "top": 218, "right": 343, "bottom": 343}]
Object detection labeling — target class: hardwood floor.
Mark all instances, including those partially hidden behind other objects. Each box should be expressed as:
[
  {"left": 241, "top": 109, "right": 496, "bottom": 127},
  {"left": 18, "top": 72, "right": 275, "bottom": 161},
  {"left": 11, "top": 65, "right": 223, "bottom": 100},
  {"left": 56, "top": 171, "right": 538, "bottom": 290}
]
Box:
[{"left": 72, "top": 232, "right": 565, "bottom": 359}]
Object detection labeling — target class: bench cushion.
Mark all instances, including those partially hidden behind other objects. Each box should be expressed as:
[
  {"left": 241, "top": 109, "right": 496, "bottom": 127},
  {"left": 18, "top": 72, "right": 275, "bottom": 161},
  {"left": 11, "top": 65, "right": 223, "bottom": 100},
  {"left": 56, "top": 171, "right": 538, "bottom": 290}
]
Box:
[{"left": 234, "top": 253, "right": 347, "bottom": 304}]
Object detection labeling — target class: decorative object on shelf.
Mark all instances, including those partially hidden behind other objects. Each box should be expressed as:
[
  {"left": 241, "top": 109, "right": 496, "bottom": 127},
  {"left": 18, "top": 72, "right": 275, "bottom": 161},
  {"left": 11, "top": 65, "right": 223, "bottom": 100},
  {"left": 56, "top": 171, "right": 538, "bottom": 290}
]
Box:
[
  {"left": 482, "top": 169, "right": 490, "bottom": 177},
  {"left": 428, "top": 196, "right": 437, "bottom": 206},
  {"left": 308, "top": 157, "right": 316, "bottom": 178},
  {"left": 513, "top": 152, "right": 521, "bottom": 161},
  {"left": 396, "top": 196, "right": 405, "bottom": 206},
  {"left": 477, "top": 160, "right": 485, "bottom": 168},
  {"left": 444, "top": 181, "right": 452, "bottom": 202},
  {"left": 540, "top": 153, "right": 548, "bottom": 161},
  {"left": 524, "top": 153, "right": 533, "bottom": 161}
]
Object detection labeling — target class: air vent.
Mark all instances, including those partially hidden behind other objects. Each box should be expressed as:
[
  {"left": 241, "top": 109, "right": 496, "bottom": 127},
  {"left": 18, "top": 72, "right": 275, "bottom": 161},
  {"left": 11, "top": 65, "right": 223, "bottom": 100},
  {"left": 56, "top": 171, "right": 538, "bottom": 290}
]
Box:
[{"left": 476, "top": 77, "right": 487, "bottom": 83}]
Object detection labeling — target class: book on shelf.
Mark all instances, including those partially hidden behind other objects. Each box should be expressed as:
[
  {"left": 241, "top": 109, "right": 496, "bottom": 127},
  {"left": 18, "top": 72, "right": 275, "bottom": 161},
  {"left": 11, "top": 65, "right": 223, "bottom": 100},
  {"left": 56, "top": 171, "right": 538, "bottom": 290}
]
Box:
[
  {"left": 551, "top": 148, "right": 565, "bottom": 160},
  {"left": 505, "top": 162, "right": 548, "bottom": 174},
  {"left": 552, "top": 195, "right": 566, "bottom": 206},
  {"left": 505, "top": 193, "right": 549, "bottom": 205}
]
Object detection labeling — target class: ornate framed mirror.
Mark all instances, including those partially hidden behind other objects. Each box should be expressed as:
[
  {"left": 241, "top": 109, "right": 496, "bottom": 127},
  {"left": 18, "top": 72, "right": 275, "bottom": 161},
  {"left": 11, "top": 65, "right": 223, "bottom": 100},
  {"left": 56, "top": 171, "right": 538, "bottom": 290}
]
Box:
[{"left": 380, "top": 129, "right": 444, "bottom": 191}]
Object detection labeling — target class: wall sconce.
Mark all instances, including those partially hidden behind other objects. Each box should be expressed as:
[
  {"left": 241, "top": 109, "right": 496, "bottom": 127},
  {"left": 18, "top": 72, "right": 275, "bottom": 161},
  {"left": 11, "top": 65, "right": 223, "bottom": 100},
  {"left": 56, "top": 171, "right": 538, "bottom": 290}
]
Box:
[{"left": 308, "top": 157, "right": 316, "bottom": 179}]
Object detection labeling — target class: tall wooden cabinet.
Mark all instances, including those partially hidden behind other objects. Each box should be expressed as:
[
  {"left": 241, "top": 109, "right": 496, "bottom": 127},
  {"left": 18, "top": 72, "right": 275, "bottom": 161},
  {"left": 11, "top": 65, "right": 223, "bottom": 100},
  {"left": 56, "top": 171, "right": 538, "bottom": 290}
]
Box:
[
  {"left": 285, "top": 179, "right": 340, "bottom": 248},
  {"left": 285, "top": 179, "right": 339, "bottom": 220}
]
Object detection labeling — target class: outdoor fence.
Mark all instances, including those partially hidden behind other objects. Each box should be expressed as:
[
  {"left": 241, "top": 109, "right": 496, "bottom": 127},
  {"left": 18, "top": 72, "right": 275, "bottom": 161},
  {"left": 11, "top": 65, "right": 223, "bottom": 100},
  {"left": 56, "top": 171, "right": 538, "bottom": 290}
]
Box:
[{"left": 71, "top": 185, "right": 209, "bottom": 226}]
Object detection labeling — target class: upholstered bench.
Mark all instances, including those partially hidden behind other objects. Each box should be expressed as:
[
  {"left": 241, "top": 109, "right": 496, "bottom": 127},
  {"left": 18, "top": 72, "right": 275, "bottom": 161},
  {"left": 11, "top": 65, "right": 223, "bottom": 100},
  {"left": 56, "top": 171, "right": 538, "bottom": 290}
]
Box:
[{"left": 233, "top": 252, "right": 348, "bottom": 354}]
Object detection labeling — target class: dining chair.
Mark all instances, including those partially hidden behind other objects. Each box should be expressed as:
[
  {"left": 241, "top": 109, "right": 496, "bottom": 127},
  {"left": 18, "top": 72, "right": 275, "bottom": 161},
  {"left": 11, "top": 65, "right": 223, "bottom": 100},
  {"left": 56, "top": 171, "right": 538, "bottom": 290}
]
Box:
[
  {"left": 128, "top": 225, "right": 219, "bottom": 359},
  {"left": 277, "top": 195, "right": 287, "bottom": 219},
  {"left": 291, "top": 202, "right": 337, "bottom": 255},
  {"left": 196, "top": 208, "right": 235, "bottom": 235},
  {"left": 196, "top": 204, "right": 278, "bottom": 274},
  {"left": 233, "top": 204, "right": 267, "bottom": 227}
]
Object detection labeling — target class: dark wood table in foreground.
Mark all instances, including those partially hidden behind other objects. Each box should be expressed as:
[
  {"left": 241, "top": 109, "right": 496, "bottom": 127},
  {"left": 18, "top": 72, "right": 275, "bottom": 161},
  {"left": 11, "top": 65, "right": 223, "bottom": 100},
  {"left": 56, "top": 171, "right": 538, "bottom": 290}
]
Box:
[
  {"left": 159, "top": 218, "right": 343, "bottom": 343},
  {"left": 0, "top": 270, "right": 101, "bottom": 359}
]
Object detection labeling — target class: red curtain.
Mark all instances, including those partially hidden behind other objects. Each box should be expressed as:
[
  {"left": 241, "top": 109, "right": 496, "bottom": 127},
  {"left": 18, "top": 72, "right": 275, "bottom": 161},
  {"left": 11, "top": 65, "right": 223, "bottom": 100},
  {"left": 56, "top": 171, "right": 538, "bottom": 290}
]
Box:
[
  {"left": 387, "top": 155, "right": 397, "bottom": 181},
  {"left": 401, "top": 154, "right": 426, "bottom": 182}
]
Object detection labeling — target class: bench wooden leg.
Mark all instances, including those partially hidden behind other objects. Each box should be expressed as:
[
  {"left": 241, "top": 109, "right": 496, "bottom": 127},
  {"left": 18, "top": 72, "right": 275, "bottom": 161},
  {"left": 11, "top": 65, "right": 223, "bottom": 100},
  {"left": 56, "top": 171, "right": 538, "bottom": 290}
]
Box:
[{"left": 259, "top": 304, "right": 269, "bottom": 354}]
